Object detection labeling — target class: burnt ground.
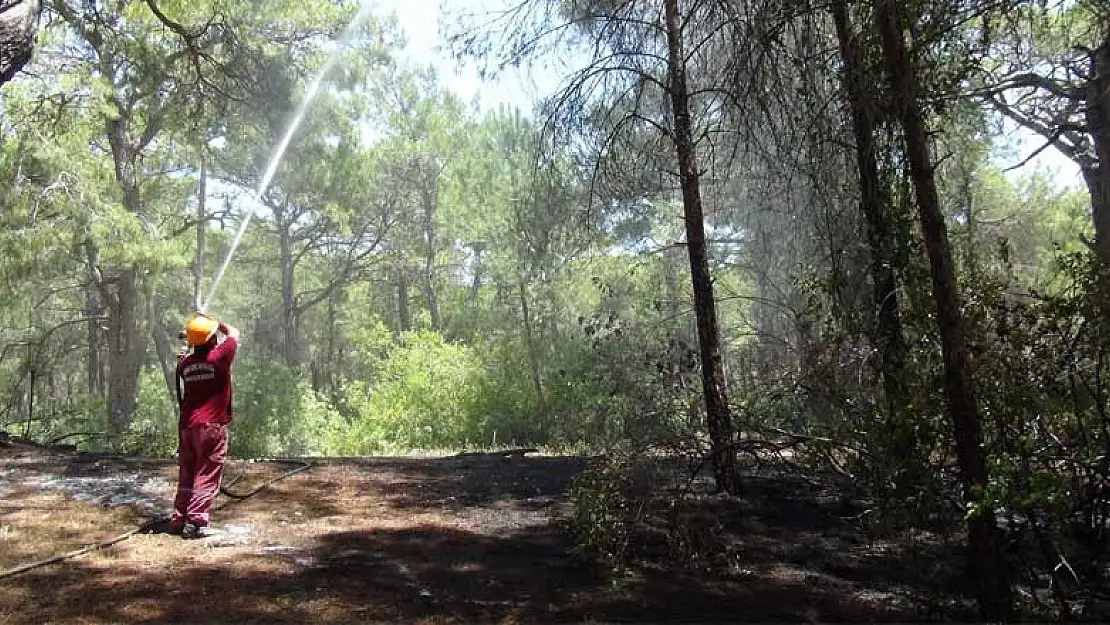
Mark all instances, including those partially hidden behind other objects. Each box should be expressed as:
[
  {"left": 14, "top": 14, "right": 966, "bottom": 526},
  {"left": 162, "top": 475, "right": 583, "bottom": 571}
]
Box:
[{"left": 0, "top": 444, "right": 985, "bottom": 624}]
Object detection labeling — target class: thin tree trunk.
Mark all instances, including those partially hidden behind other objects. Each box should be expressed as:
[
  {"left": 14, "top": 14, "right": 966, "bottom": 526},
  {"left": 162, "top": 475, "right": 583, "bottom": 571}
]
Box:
[
  {"left": 422, "top": 183, "right": 441, "bottom": 331},
  {"left": 831, "top": 0, "right": 915, "bottom": 480},
  {"left": 323, "top": 289, "right": 339, "bottom": 394},
  {"left": 148, "top": 293, "right": 177, "bottom": 403},
  {"left": 873, "top": 0, "right": 1012, "bottom": 618},
  {"left": 664, "top": 0, "right": 737, "bottom": 495},
  {"left": 84, "top": 240, "right": 106, "bottom": 397},
  {"left": 278, "top": 216, "right": 299, "bottom": 367},
  {"left": 518, "top": 280, "right": 547, "bottom": 417},
  {"left": 192, "top": 155, "right": 207, "bottom": 311},
  {"left": 397, "top": 258, "right": 411, "bottom": 333}
]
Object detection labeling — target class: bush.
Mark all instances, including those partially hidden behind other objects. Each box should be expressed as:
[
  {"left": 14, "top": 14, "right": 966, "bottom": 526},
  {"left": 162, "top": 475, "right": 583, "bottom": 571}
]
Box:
[
  {"left": 123, "top": 367, "right": 178, "bottom": 456},
  {"left": 226, "top": 358, "right": 348, "bottom": 457},
  {"left": 343, "top": 331, "right": 489, "bottom": 451}
]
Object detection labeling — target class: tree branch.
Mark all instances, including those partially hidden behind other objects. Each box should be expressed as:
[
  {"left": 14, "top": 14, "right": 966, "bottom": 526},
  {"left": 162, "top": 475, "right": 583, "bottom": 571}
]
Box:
[{"left": 989, "top": 96, "right": 1094, "bottom": 169}]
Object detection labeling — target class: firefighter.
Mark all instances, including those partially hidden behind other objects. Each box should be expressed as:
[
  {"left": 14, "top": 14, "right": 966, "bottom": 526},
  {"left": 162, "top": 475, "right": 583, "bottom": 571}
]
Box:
[{"left": 172, "top": 312, "right": 240, "bottom": 539}]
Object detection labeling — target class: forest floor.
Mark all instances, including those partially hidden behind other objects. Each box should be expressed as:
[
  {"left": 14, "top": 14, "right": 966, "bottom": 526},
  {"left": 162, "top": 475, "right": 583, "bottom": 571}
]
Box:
[{"left": 0, "top": 442, "right": 983, "bottom": 624}]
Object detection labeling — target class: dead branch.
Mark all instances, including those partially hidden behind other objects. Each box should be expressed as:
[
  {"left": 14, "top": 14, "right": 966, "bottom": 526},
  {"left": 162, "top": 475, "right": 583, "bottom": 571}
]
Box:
[
  {"left": 45, "top": 432, "right": 106, "bottom": 446},
  {"left": 687, "top": 426, "right": 867, "bottom": 487},
  {"left": 454, "top": 448, "right": 539, "bottom": 459}
]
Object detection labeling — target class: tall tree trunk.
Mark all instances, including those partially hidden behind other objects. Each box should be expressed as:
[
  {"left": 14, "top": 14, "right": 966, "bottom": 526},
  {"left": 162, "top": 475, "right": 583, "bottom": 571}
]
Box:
[
  {"left": 396, "top": 257, "right": 412, "bottom": 333},
  {"left": 873, "top": 0, "right": 1012, "bottom": 618},
  {"left": 518, "top": 280, "right": 547, "bottom": 418},
  {"left": 192, "top": 155, "right": 207, "bottom": 310},
  {"left": 320, "top": 288, "right": 340, "bottom": 395},
  {"left": 663, "top": 0, "right": 738, "bottom": 495},
  {"left": 100, "top": 103, "right": 149, "bottom": 437},
  {"left": 278, "top": 215, "right": 299, "bottom": 367},
  {"left": 107, "top": 268, "right": 144, "bottom": 439},
  {"left": 1087, "top": 33, "right": 1110, "bottom": 264},
  {"left": 86, "top": 286, "right": 104, "bottom": 395},
  {"left": 84, "top": 241, "right": 106, "bottom": 396},
  {"left": 148, "top": 293, "right": 177, "bottom": 403},
  {"left": 422, "top": 183, "right": 441, "bottom": 331},
  {"left": 0, "top": 0, "right": 40, "bottom": 87},
  {"left": 831, "top": 0, "right": 915, "bottom": 482}
]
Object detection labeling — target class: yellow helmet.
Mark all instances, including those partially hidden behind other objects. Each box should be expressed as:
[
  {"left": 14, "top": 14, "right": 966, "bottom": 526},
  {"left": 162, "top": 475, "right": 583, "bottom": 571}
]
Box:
[{"left": 183, "top": 313, "right": 219, "bottom": 347}]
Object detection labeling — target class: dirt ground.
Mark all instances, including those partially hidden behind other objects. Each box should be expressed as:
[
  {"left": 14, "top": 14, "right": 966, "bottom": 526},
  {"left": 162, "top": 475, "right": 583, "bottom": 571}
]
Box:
[{"left": 0, "top": 443, "right": 984, "bottom": 624}]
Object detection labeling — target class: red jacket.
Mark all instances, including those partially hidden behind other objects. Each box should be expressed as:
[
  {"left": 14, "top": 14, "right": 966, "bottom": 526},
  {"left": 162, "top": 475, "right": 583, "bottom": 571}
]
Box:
[{"left": 176, "top": 335, "right": 238, "bottom": 429}]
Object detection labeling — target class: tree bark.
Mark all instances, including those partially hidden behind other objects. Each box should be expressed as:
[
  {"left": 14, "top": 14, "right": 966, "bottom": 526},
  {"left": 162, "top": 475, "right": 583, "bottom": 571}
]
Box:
[
  {"left": 873, "top": 0, "right": 1012, "bottom": 618},
  {"left": 663, "top": 0, "right": 738, "bottom": 495},
  {"left": 831, "top": 0, "right": 915, "bottom": 479},
  {"left": 99, "top": 77, "right": 149, "bottom": 437},
  {"left": 0, "top": 0, "right": 40, "bottom": 87},
  {"left": 1087, "top": 33, "right": 1110, "bottom": 263},
  {"left": 107, "top": 268, "right": 144, "bottom": 438}
]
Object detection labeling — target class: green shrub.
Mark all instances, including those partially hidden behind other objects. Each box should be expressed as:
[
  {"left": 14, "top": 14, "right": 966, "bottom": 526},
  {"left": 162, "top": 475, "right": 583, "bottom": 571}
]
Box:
[
  {"left": 343, "top": 330, "right": 489, "bottom": 451},
  {"left": 123, "top": 367, "right": 178, "bottom": 456}
]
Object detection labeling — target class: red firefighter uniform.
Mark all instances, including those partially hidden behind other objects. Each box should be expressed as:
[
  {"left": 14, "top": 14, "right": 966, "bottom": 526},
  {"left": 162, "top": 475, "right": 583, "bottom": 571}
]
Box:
[{"left": 172, "top": 314, "right": 239, "bottom": 537}]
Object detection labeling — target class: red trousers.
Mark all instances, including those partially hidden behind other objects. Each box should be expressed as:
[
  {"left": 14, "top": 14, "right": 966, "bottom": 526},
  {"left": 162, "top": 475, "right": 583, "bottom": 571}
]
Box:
[{"left": 172, "top": 423, "right": 228, "bottom": 527}]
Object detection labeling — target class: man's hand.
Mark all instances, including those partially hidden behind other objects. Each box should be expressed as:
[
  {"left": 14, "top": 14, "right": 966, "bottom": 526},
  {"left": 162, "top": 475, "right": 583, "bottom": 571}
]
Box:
[{"left": 218, "top": 321, "right": 241, "bottom": 341}]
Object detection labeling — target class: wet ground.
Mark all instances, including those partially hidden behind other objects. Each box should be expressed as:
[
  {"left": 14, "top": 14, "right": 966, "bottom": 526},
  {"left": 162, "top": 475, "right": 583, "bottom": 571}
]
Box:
[{"left": 0, "top": 443, "right": 983, "bottom": 623}]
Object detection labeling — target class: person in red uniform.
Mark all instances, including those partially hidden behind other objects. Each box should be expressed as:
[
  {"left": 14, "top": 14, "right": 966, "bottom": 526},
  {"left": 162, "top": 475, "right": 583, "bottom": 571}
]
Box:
[{"left": 172, "top": 312, "right": 240, "bottom": 539}]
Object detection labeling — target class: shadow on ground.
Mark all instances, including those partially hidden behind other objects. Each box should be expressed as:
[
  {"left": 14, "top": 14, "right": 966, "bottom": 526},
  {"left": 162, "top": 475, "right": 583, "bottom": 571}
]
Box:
[
  {"left": 1, "top": 521, "right": 969, "bottom": 624},
  {"left": 0, "top": 449, "right": 994, "bottom": 624}
]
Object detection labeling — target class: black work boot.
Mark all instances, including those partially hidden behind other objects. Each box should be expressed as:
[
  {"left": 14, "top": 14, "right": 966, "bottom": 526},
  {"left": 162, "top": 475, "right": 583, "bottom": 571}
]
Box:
[{"left": 181, "top": 523, "right": 200, "bottom": 539}]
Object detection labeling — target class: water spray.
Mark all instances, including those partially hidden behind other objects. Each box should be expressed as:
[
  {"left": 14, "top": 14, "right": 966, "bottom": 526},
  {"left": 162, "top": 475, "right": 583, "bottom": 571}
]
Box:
[{"left": 200, "top": 1, "right": 374, "bottom": 314}]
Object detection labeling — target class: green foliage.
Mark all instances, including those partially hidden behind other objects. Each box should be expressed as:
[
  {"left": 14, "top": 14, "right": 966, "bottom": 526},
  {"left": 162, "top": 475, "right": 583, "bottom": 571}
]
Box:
[
  {"left": 229, "top": 358, "right": 347, "bottom": 457},
  {"left": 122, "top": 369, "right": 178, "bottom": 456},
  {"left": 343, "top": 331, "right": 488, "bottom": 452},
  {"left": 568, "top": 455, "right": 638, "bottom": 569}
]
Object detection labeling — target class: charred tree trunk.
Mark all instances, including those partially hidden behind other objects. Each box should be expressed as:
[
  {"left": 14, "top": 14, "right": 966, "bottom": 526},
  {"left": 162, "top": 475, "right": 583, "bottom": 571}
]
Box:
[
  {"left": 873, "top": 0, "right": 1012, "bottom": 618},
  {"left": 1087, "top": 33, "right": 1110, "bottom": 264},
  {"left": 831, "top": 0, "right": 916, "bottom": 483},
  {"left": 664, "top": 0, "right": 738, "bottom": 495},
  {"left": 0, "top": 0, "right": 40, "bottom": 87}
]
